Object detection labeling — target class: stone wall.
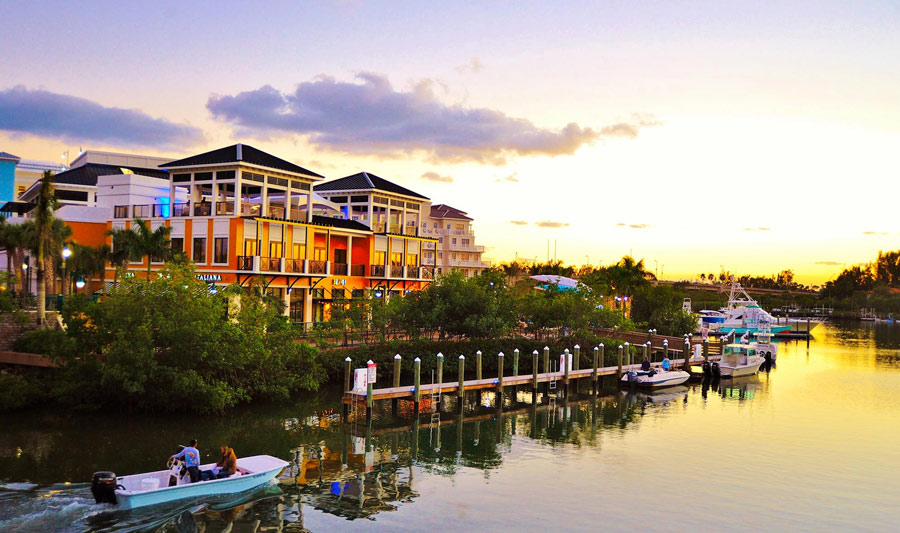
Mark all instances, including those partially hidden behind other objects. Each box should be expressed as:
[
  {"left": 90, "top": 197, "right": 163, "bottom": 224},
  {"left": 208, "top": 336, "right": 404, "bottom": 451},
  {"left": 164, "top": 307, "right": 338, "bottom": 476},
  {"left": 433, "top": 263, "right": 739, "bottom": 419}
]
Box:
[{"left": 0, "top": 312, "right": 61, "bottom": 350}]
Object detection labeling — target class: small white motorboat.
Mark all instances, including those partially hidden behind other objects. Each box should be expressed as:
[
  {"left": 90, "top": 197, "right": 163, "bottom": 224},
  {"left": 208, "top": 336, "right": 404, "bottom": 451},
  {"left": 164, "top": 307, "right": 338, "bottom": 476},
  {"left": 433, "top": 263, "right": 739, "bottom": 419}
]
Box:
[
  {"left": 91, "top": 455, "right": 289, "bottom": 509},
  {"left": 718, "top": 343, "right": 765, "bottom": 378},
  {"left": 620, "top": 368, "right": 691, "bottom": 389}
]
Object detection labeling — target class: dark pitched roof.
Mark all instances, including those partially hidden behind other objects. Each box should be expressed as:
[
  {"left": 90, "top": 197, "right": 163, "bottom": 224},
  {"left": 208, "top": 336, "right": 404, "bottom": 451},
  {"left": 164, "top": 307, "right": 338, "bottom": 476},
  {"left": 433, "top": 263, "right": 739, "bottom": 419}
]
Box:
[
  {"left": 159, "top": 144, "right": 324, "bottom": 178},
  {"left": 315, "top": 172, "right": 429, "bottom": 200},
  {"left": 0, "top": 151, "right": 21, "bottom": 161},
  {"left": 249, "top": 214, "right": 373, "bottom": 233},
  {"left": 430, "top": 203, "right": 472, "bottom": 221},
  {"left": 49, "top": 163, "right": 168, "bottom": 186}
]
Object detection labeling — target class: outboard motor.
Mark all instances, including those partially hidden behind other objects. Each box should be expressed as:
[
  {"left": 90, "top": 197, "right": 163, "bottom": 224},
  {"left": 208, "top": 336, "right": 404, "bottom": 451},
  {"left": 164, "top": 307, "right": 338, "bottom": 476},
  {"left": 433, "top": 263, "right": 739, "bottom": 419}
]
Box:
[
  {"left": 626, "top": 370, "right": 638, "bottom": 384},
  {"left": 91, "top": 471, "right": 118, "bottom": 505},
  {"left": 711, "top": 362, "right": 721, "bottom": 379}
]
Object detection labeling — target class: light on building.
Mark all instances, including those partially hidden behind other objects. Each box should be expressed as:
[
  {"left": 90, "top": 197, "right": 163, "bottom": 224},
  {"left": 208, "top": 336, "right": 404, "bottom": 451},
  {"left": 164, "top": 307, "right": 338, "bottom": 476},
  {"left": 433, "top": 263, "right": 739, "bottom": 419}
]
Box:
[
  {"left": 62, "top": 247, "right": 72, "bottom": 259},
  {"left": 21, "top": 263, "right": 27, "bottom": 271},
  {"left": 75, "top": 280, "right": 86, "bottom": 289}
]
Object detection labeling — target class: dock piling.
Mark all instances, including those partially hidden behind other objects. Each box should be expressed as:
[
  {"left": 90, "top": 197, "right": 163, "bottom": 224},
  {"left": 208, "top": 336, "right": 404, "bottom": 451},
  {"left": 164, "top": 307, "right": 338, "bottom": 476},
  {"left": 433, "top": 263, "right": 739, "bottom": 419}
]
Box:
[
  {"left": 457, "top": 355, "right": 465, "bottom": 413},
  {"left": 366, "top": 359, "right": 374, "bottom": 422},
  {"left": 512, "top": 348, "right": 519, "bottom": 398},
  {"left": 542, "top": 346, "right": 550, "bottom": 400},
  {"left": 592, "top": 345, "right": 600, "bottom": 395},
  {"left": 413, "top": 357, "right": 421, "bottom": 414},
  {"left": 497, "top": 351, "right": 504, "bottom": 408},
  {"left": 703, "top": 338, "right": 709, "bottom": 362},
  {"left": 476, "top": 350, "right": 483, "bottom": 403},
  {"left": 684, "top": 338, "right": 691, "bottom": 370},
  {"left": 392, "top": 354, "right": 401, "bottom": 415},
  {"left": 436, "top": 352, "right": 444, "bottom": 411},
  {"left": 563, "top": 349, "right": 570, "bottom": 397},
  {"left": 343, "top": 357, "right": 352, "bottom": 422},
  {"left": 532, "top": 350, "right": 539, "bottom": 402},
  {"left": 573, "top": 345, "right": 580, "bottom": 371},
  {"left": 617, "top": 345, "right": 624, "bottom": 379}
]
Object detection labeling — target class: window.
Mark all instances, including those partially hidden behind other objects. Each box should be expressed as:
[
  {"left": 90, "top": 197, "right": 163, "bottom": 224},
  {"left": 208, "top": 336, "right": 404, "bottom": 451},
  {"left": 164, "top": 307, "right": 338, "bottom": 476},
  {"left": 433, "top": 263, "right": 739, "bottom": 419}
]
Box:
[
  {"left": 390, "top": 199, "right": 404, "bottom": 207},
  {"left": 311, "top": 288, "right": 325, "bottom": 298},
  {"left": 292, "top": 243, "right": 306, "bottom": 259},
  {"left": 194, "top": 172, "right": 213, "bottom": 181},
  {"left": 313, "top": 247, "right": 327, "bottom": 261},
  {"left": 269, "top": 241, "right": 283, "bottom": 258},
  {"left": 406, "top": 202, "right": 419, "bottom": 209},
  {"left": 242, "top": 172, "right": 264, "bottom": 183},
  {"left": 462, "top": 239, "right": 470, "bottom": 246},
  {"left": 17, "top": 185, "right": 25, "bottom": 197},
  {"left": 214, "top": 238, "right": 228, "bottom": 263},
  {"left": 291, "top": 179, "right": 311, "bottom": 191},
  {"left": 114, "top": 205, "right": 129, "bottom": 218},
  {"left": 330, "top": 196, "right": 348, "bottom": 203},
  {"left": 216, "top": 170, "right": 235, "bottom": 180},
  {"left": 373, "top": 196, "right": 389, "bottom": 205},
  {"left": 332, "top": 289, "right": 345, "bottom": 299},
  {"left": 244, "top": 238, "right": 258, "bottom": 256},
  {"left": 350, "top": 195, "right": 368, "bottom": 203},
  {"left": 390, "top": 252, "right": 402, "bottom": 266},
  {"left": 406, "top": 254, "right": 418, "bottom": 267},
  {"left": 171, "top": 237, "right": 184, "bottom": 253},
  {"left": 173, "top": 174, "right": 191, "bottom": 182},
  {"left": 268, "top": 176, "right": 288, "bottom": 187},
  {"left": 193, "top": 237, "right": 207, "bottom": 263},
  {"left": 374, "top": 251, "right": 386, "bottom": 264},
  {"left": 351, "top": 289, "right": 364, "bottom": 298},
  {"left": 452, "top": 238, "right": 457, "bottom": 245}
]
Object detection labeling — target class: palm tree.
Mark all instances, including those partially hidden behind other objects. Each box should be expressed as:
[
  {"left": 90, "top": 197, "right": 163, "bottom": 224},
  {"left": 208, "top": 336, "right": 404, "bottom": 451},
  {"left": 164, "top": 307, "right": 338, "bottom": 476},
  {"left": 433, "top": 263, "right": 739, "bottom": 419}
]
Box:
[
  {"left": 69, "top": 243, "right": 110, "bottom": 295},
  {"left": 33, "top": 170, "right": 57, "bottom": 326},
  {"left": 1, "top": 221, "right": 28, "bottom": 293},
  {"left": 112, "top": 218, "right": 172, "bottom": 280}
]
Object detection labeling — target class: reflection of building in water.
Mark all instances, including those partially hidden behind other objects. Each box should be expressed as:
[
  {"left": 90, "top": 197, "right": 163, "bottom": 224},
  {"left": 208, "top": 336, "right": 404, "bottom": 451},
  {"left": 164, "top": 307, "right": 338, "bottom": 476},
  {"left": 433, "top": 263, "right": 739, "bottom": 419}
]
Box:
[{"left": 281, "top": 441, "right": 418, "bottom": 520}]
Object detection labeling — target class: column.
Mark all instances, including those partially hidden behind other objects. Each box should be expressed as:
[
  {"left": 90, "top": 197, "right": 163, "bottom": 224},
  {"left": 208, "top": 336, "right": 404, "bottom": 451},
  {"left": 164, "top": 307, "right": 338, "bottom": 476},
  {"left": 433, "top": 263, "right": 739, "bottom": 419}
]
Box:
[
  {"left": 283, "top": 288, "right": 290, "bottom": 317},
  {"left": 306, "top": 188, "right": 313, "bottom": 222},
  {"left": 303, "top": 287, "right": 313, "bottom": 325},
  {"left": 347, "top": 235, "right": 353, "bottom": 272}
]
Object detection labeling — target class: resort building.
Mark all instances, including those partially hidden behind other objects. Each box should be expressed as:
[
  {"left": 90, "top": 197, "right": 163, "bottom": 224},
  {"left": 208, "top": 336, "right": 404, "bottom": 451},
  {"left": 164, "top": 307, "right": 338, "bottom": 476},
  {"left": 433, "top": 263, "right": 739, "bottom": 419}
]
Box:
[
  {"left": 2, "top": 144, "right": 497, "bottom": 324},
  {"left": 421, "top": 204, "right": 491, "bottom": 277},
  {"left": 0, "top": 151, "right": 65, "bottom": 204}
]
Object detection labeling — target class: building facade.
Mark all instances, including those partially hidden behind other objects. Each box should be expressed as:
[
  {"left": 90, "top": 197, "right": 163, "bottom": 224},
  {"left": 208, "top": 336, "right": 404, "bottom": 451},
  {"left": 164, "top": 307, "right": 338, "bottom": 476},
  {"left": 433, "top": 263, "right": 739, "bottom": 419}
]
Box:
[{"left": 421, "top": 204, "right": 491, "bottom": 277}]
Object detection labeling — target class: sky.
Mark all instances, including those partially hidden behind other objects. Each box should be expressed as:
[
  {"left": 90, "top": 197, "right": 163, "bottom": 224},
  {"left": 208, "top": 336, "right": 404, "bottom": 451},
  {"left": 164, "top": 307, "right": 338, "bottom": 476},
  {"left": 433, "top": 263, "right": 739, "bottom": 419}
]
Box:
[{"left": 2, "top": 0, "right": 899, "bottom": 285}]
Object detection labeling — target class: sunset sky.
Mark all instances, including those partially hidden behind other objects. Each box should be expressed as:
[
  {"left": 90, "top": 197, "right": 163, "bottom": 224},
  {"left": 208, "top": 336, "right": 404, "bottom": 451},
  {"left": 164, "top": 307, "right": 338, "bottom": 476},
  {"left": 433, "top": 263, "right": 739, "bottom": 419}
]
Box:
[{"left": 2, "top": 1, "right": 898, "bottom": 284}]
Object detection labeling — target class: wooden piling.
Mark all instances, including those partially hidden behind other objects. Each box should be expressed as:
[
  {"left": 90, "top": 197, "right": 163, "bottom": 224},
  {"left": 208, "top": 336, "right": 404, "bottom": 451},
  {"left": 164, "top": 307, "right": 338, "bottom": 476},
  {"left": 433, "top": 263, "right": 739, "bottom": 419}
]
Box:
[
  {"left": 476, "top": 350, "right": 482, "bottom": 380},
  {"left": 592, "top": 345, "right": 600, "bottom": 395},
  {"left": 573, "top": 345, "right": 581, "bottom": 371},
  {"left": 497, "top": 351, "right": 504, "bottom": 408},
  {"left": 512, "top": 348, "right": 519, "bottom": 398},
  {"left": 617, "top": 344, "right": 624, "bottom": 378},
  {"left": 366, "top": 359, "right": 374, "bottom": 422},
  {"left": 532, "top": 350, "right": 539, "bottom": 402},
  {"left": 457, "top": 355, "right": 465, "bottom": 413},
  {"left": 684, "top": 338, "right": 691, "bottom": 370},
  {"left": 343, "top": 357, "right": 351, "bottom": 422},
  {"left": 413, "top": 357, "right": 421, "bottom": 414},
  {"left": 392, "top": 354, "right": 402, "bottom": 415},
  {"left": 663, "top": 339, "right": 669, "bottom": 368},
  {"left": 703, "top": 338, "right": 709, "bottom": 362},
  {"left": 436, "top": 352, "right": 444, "bottom": 411},
  {"left": 563, "top": 349, "right": 570, "bottom": 397},
  {"left": 542, "top": 346, "right": 550, "bottom": 399}
]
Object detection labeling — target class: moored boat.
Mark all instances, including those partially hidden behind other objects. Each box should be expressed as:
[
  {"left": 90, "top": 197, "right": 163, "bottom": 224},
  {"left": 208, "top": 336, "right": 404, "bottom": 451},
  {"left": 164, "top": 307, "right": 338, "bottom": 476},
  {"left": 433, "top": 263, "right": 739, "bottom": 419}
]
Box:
[
  {"left": 620, "top": 368, "right": 691, "bottom": 388},
  {"left": 718, "top": 343, "right": 765, "bottom": 378},
  {"left": 91, "top": 455, "right": 289, "bottom": 510}
]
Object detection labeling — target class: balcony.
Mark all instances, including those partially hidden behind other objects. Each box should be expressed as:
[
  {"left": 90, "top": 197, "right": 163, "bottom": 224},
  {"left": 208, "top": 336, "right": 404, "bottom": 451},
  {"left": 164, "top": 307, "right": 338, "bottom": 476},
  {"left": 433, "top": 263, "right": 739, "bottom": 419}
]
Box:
[
  {"left": 133, "top": 204, "right": 151, "bottom": 218},
  {"left": 152, "top": 203, "right": 169, "bottom": 218},
  {"left": 260, "top": 257, "right": 281, "bottom": 272},
  {"left": 240, "top": 202, "right": 262, "bottom": 217},
  {"left": 332, "top": 263, "right": 348, "bottom": 276},
  {"left": 350, "top": 264, "right": 365, "bottom": 276},
  {"left": 173, "top": 202, "right": 190, "bottom": 217},
  {"left": 308, "top": 260, "right": 327, "bottom": 275},
  {"left": 388, "top": 224, "right": 402, "bottom": 234},
  {"left": 216, "top": 201, "right": 235, "bottom": 215},
  {"left": 268, "top": 205, "right": 286, "bottom": 218},
  {"left": 421, "top": 266, "right": 434, "bottom": 279},
  {"left": 370, "top": 264, "right": 385, "bottom": 277},
  {"left": 390, "top": 265, "right": 404, "bottom": 278},
  {"left": 285, "top": 258, "right": 303, "bottom": 273},
  {"left": 193, "top": 202, "right": 212, "bottom": 216},
  {"left": 237, "top": 255, "right": 254, "bottom": 271},
  {"left": 404, "top": 225, "right": 418, "bottom": 236}
]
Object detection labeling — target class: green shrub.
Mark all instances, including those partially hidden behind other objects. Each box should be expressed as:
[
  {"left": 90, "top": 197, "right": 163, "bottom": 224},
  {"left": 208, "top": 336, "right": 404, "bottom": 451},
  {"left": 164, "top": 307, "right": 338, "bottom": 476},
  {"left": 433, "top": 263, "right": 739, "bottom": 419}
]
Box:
[{"left": 0, "top": 372, "right": 41, "bottom": 411}]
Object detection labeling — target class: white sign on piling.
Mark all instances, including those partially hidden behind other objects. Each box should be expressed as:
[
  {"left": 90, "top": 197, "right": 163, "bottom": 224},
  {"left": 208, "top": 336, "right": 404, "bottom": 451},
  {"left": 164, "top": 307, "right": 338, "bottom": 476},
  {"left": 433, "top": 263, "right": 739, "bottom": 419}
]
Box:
[
  {"left": 367, "top": 360, "right": 377, "bottom": 384},
  {"left": 353, "top": 368, "right": 368, "bottom": 392}
]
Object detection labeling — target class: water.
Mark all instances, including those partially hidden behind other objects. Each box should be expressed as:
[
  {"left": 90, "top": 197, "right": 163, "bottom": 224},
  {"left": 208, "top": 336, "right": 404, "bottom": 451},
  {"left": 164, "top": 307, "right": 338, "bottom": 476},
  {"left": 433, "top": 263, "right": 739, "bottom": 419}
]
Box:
[{"left": 3, "top": 321, "right": 900, "bottom": 531}]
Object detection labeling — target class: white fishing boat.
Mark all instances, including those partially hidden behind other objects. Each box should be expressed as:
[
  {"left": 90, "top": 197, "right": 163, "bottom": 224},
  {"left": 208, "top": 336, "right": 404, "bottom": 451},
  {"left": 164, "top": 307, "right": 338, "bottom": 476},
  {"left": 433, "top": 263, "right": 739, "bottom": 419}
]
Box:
[
  {"left": 754, "top": 323, "right": 778, "bottom": 361},
  {"left": 91, "top": 455, "right": 289, "bottom": 510},
  {"left": 698, "top": 282, "right": 822, "bottom": 336},
  {"left": 620, "top": 368, "right": 691, "bottom": 388},
  {"left": 718, "top": 343, "right": 765, "bottom": 378}
]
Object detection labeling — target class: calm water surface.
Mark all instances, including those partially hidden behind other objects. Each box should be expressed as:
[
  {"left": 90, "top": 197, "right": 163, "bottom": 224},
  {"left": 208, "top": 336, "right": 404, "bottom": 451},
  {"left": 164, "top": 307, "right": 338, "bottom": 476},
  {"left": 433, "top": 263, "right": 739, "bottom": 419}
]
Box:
[{"left": 2, "top": 321, "right": 900, "bottom": 532}]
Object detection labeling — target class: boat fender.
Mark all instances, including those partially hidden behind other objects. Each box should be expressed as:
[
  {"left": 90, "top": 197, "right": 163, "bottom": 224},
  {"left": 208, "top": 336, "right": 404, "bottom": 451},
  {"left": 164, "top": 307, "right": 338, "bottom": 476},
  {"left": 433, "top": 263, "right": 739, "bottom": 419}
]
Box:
[{"left": 91, "top": 471, "right": 118, "bottom": 505}]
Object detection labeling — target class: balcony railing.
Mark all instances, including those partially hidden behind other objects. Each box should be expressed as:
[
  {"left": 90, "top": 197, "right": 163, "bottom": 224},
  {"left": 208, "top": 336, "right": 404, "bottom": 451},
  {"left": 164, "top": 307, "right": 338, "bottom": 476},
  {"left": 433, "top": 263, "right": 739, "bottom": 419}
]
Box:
[
  {"left": 404, "top": 225, "right": 418, "bottom": 236},
  {"left": 193, "top": 202, "right": 212, "bottom": 216},
  {"left": 152, "top": 203, "right": 168, "bottom": 218},
  {"left": 240, "top": 202, "right": 262, "bottom": 216},
  {"left": 388, "top": 224, "right": 402, "bottom": 234},
  {"left": 350, "top": 264, "right": 365, "bottom": 276},
  {"left": 261, "top": 257, "right": 281, "bottom": 272},
  {"left": 286, "top": 258, "right": 303, "bottom": 273},
  {"left": 216, "top": 201, "right": 235, "bottom": 215},
  {"left": 173, "top": 202, "right": 190, "bottom": 217},
  {"left": 390, "top": 265, "right": 404, "bottom": 278},
  {"left": 308, "top": 260, "right": 326, "bottom": 274},
  {"left": 332, "top": 263, "right": 348, "bottom": 276},
  {"left": 421, "top": 266, "right": 434, "bottom": 279},
  {"left": 133, "top": 204, "right": 151, "bottom": 218},
  {"left": 237, "top": 255, "right": 254, "bottom": 271},
  {"left": 268, "top": 205, "right": 286, "bottom": 218},
  {"left": 370, "top": 264, "right": 385, "bottom": 277},
  {"left": 371, "top": 221, "right": 386, "bottom": 232}
]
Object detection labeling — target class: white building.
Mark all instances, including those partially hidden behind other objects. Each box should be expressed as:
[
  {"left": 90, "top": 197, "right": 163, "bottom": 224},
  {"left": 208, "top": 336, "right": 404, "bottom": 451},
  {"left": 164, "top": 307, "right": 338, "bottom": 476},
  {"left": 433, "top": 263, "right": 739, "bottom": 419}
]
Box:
[{"left": 421, "top": 204, "right": 491, "bottom": 278}]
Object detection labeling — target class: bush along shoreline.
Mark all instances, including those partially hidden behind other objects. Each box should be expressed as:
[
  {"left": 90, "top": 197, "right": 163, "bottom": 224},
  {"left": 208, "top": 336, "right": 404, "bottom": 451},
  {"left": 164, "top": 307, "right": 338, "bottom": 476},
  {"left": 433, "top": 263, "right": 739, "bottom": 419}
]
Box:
[{"left": 4, "top": 264, "right": 324, "bottom": 413}]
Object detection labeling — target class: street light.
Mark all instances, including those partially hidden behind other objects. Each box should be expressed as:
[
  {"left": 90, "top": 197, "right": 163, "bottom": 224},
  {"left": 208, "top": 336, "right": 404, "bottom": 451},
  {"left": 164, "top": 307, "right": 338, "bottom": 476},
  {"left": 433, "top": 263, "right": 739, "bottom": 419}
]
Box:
[
  {"left": 62, "top": 247, "right": 72, "bottom": 295},
  {"left": 75, "top": 280, "right": 86, "bottom": 290}
]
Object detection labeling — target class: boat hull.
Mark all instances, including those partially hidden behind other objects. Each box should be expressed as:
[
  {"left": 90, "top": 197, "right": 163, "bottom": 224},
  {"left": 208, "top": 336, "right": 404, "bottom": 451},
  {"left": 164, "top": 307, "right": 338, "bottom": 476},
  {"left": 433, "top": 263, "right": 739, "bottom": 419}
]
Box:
[
  {"left": 719, "top": 357, "right": 765, "bottom": 378},
  {"left": 115, "top": 455, "right": 287, "bottom": 510},
  {"left": 621, "top": 370, "right": 691, "bottom": 389}
]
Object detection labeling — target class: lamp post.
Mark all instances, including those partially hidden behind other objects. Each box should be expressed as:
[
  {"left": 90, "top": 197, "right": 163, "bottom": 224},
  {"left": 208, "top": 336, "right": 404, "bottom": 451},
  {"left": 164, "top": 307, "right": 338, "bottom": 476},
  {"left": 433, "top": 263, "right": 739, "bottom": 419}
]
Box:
[
  {"left": 62, "top": 246, "right": 72, "bottom": 295},
  {"left": 21, "top": 259, "right": 29, "bottom": 296}
]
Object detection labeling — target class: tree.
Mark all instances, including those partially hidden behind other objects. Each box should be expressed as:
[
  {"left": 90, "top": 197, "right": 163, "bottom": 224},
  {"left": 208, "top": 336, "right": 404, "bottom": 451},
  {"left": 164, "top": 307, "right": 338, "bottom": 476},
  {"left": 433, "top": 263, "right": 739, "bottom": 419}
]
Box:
[
  {"left": 110, "top": 218, "right": 173, "bottom": 281},
  {"left": 0, "top": 218, "right": 28, "bottom": 291},
  {"left": 69, "top": 243, "right": 110, "bottom": 295},
  {"left": 33, "top": 170, "right": 58, "bottom": 327}
]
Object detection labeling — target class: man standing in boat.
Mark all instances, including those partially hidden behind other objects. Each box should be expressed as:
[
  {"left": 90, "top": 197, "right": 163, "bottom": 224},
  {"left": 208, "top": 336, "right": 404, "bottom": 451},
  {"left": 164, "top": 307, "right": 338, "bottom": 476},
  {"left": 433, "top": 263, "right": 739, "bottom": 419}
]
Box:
[{"left": 171, "top": 439, "right": 201, "bottom": 483}]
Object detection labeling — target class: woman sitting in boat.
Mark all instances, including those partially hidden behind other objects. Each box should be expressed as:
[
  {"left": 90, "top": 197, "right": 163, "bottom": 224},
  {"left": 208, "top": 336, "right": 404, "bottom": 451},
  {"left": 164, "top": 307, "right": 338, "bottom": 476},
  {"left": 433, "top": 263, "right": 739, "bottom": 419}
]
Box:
[{"left": 216, "top": 446, "right": 238, "bottom": 479}]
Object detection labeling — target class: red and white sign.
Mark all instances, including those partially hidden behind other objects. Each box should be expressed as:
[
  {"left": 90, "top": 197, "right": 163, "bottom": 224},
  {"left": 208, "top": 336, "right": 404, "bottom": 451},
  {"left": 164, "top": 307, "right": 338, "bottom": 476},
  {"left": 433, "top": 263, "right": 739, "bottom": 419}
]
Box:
[
  {"left": 367, "top": 361, "right": 377, "bottom": 384},
  {"left": 353, "top": 369, "right": 368, "bottom": 392}
]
